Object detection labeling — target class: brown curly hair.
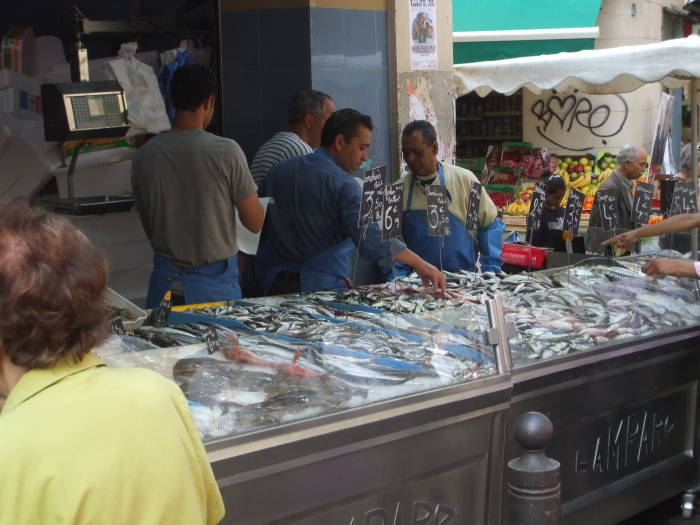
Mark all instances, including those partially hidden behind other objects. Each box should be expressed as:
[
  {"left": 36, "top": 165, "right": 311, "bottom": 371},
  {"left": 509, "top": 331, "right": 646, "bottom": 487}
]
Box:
[{"left": 0, "top": 201, "right": 109, "bottom": 368}]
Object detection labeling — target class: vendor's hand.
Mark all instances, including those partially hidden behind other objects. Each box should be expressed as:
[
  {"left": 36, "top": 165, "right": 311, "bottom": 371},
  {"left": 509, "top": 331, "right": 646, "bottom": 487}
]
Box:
[
  {"left": 601, "top": 230, "right": 639, "bottom": 249},
  {"left": 642, "top": 257, "right": 697, "bottom": 278},
  {"left": 414, "top": 261, "right": 446, "bottom": 296}
]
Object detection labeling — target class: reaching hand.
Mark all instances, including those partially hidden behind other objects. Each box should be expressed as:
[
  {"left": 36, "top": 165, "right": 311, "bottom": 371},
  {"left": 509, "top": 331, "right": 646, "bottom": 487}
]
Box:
[
  {"left": 415, "top": 261, "right": 446, "bottom": 296},
  {"left": 642, "top": 258, "right": 696, "bottom": 278},
  {"left": 601, "top": 230, "right": 638, "bottom": 249}
]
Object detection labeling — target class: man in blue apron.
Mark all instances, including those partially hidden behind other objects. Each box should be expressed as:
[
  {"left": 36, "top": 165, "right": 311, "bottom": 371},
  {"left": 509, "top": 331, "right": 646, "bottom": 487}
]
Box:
[
  {"left": 258, "top": 109, "right": 446, "bottom": 295},
  {"left": 392, "top": 120, "right": 504, "bottom": 277},
  {"left": 132, "top": 65, "right": 264, "bottom": 307}
]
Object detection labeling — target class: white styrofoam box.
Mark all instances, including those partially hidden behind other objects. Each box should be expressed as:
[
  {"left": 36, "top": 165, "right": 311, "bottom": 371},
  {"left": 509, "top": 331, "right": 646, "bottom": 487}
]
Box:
[
  {"left": 0, "top": 87, "right": 41, "bottom": 119},
  {"left": 0, "top": 133, "right": 50, "bottom": 200},
  {"left": 0, "top": 112, "right": 54, "bottom": 154},
  {"left": 105, "top": 287, "right": 147, "bottom": 330},
  {"left": 54, "top": 158, "right": 133, "bottom": 198},
  {"left": 0, "top": 69, "right": 40, "bottom": 94}
]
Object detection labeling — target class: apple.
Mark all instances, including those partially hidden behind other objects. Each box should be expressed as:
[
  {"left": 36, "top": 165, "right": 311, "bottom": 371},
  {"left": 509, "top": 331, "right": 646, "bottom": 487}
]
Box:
[{"left": 565, "top": 157, "right": 573, "bottom": 164}]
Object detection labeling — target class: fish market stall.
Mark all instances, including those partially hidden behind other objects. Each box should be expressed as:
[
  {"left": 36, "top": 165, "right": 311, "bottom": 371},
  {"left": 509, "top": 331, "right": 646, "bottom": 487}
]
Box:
[
  {"left": 272, "top": 259, "right": 700, "bottom": 523},
  {"left": 101, "top": 257, "right": 700, "bottom": 523}
]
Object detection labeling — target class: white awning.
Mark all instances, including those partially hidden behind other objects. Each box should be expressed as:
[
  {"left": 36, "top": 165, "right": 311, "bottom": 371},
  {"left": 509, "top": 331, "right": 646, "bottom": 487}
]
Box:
[{"left": 454, "top": 35, "right": 700, "bottom": 97}]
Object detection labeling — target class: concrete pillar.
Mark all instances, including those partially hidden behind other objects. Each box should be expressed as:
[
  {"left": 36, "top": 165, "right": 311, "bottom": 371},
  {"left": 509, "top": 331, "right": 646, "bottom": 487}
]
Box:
[{"left": 387, "top": 0, "right": 455, "bottom": 179}]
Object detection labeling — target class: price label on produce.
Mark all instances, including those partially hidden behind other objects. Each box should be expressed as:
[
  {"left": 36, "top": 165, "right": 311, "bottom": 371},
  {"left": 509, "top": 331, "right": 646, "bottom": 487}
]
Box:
[
  {"left": 382, "top": 184, "right": 404, "bottom": 240},
  {"left": 670, "top": 180, "right": 697, "bottom": 217},
  {"left": 426, "top": 185, "right": 451, "bottom": 237},
  {"left": 358, "top": 165, "right": 386, "bottom": 227},
  {"left": 596, "top": 188, "right": 621, "bottom": 231},
  {"left": 465, "top": 181, "right": 482, "bottom": 230},
  {"left": 563, "top": 188, "right": 585, "bottom": 235},
  {"left": 632, "top": 181, "right": 654, "bottom": 225},
  {"left": 526, "top": 183, "right": 546, "bottom": 232}
]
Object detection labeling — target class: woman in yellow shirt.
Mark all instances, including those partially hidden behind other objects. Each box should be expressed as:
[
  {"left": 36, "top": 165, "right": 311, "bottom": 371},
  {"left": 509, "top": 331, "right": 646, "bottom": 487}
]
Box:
[{"left": 0, "top": 201, "right": 224, "bottom": 525}]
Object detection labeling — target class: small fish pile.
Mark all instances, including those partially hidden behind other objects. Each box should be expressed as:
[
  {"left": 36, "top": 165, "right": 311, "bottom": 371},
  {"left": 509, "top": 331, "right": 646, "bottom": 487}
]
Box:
[
  {"left": 504, "top": 274, "right": 700, "bottom": 364},
  {"left": 304, "top": 286, "right": 459, "bottom": 315},
  {"left": 182, "top": 303, "right": 491, "bottom": 379},
  {"left": 256, "top": 298, "right": 488, "bottom": 355}
]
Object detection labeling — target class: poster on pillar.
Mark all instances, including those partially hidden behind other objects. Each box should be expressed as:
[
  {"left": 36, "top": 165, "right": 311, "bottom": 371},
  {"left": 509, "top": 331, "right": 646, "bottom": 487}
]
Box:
[{"left": 409, "top": 0, "right": 437, "bottom": 71}]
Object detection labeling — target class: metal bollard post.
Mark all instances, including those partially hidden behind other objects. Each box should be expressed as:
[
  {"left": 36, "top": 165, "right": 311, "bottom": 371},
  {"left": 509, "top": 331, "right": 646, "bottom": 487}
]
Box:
[{"left": 508, "top": 411, "right": 561, "bottom": 525}]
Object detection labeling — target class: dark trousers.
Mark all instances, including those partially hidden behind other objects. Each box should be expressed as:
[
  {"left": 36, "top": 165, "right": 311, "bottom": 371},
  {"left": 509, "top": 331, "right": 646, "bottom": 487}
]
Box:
[{"left": 268, "top": 270, "right": 301, "bottom": 296}]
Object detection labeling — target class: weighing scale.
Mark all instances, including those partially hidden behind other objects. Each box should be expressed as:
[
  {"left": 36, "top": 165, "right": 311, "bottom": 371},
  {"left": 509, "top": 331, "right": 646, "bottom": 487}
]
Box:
[{"left": 40, "top": 9, "right": 135, "bottom": 216}]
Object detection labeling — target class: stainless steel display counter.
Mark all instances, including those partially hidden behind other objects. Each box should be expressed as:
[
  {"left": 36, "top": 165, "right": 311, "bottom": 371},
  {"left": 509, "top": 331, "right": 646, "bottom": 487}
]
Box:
[
  {"left": 208, "top": 373, "right": 510, "bottom": 524},
  {"left": 103, "top": 257, "right": 700, "bottom": 524},
  {"left": 508, "top": 325, "right": 700, "bottom": 524}
]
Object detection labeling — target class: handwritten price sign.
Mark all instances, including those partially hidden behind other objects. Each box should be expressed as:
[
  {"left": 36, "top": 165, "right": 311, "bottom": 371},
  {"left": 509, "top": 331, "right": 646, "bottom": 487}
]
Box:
[
  {"left": 382, "top": 184, "right": 404, "bottom": 240},
  {"left": 358, "top": 166, "right": 386, "bottom": 227}
]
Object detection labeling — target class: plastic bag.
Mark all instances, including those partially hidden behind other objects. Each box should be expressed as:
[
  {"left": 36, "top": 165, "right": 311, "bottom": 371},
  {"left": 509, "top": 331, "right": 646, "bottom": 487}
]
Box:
[
  {"left": 105, "top": 42, "right": 170, "bottom": 136},
  {"left": 158, "top": 48, "right": 195, "bottom": 122}
]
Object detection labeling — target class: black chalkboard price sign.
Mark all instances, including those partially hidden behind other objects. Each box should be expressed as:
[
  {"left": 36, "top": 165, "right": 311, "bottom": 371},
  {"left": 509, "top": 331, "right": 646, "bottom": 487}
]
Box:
[
  {"left": 465, "top": 181, "right": 482, "bottom": 230},
  {"left": 526, "top": 183, "right": 546, "bottom": 232},
  {"left": 670, "top": 180, "right": 697, "bottom": 217},
  {"left": 563, "top": 188, "right": 585, "bottom": 235},
  {"left": 595, "top": 188, "right": 621, "bottom": 231},
  {"left": 382, "top": 184, "right": 404, "bottom": 240},
  {"left": 632, "top": 181, "right": 654, "bottom": 225},
  {"left": 358, "top": 165, "right": 386, "bottom": 227},
  {"left": 426, "top": 185, "right": 451, "bottom": 237}
]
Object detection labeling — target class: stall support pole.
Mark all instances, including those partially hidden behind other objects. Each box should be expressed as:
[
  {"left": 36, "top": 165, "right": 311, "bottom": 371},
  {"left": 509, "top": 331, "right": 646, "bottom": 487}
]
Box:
[
  {"left": 508, "top": 412, "right": 561, "bottom": 525},
  {"left": 485, "top": 296, "right": 512, "bottom": 374},
  {"left": 691, "top": 79, "right": 698, "bottom": 260}
]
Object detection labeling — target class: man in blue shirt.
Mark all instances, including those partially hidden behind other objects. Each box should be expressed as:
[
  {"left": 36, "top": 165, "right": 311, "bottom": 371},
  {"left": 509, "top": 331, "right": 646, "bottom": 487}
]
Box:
[{"left": 258, "top": 108, "right": 446, "bottom": 295}]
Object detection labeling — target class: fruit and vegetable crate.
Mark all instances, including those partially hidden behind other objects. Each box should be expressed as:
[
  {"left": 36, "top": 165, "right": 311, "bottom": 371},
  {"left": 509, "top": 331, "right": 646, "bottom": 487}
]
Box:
[
  {"left": 485, "top": 168, "right": 520, "bottom": 189},
  {"left": 487, "top": 187, "right": 515, "bottom": 210}
]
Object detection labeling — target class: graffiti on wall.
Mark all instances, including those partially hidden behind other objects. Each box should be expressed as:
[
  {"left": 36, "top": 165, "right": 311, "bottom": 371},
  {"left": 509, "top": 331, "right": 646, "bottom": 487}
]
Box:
[{"left": 530, "top": 90, "right": 629, "bottom": 151}]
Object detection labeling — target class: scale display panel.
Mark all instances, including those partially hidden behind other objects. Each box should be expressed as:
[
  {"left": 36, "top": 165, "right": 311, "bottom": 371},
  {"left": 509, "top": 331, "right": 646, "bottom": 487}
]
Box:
[
  {"left": 42, "top": 81, "right": 129, "bottom": 141},
  {"left": 66, "top": 92, "right": 126, "bottom": 131}
]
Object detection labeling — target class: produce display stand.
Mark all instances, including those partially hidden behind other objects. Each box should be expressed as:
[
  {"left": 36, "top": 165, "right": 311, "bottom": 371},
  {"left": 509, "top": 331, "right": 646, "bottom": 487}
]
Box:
[{"left": 454, "top": 35, "right": 700, "bottom": 259}]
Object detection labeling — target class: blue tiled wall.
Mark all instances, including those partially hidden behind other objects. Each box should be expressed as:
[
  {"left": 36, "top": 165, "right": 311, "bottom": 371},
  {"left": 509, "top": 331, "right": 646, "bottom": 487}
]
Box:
[
  {"left": 221, "top": 8, "right": 311, "bottom": 163},
  {"left": 221, "top": 6, "right": 390, "bottom": 179},
  {"left": 310, "top": 8, "right": 391, "bottom": 180}
]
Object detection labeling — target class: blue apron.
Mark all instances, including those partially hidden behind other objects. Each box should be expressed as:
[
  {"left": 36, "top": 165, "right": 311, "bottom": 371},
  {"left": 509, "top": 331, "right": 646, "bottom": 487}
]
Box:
[
  {"left": 146, "top": 254, "right": 240, "bottom": 308},
  {"left": 259, "top": 237, "right": 355, "bottom": 294},
  {"left": 387, "top": 165, "right": 504, "bottom": 279},
  {"left": 403, "top": 165, "right": 478, "bottom": 271}
]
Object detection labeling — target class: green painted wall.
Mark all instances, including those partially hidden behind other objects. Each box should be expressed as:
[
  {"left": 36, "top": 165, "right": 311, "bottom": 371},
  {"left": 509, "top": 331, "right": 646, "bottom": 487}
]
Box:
[{"left": 453, "top": 0, "right": 602, "bottom": 31}]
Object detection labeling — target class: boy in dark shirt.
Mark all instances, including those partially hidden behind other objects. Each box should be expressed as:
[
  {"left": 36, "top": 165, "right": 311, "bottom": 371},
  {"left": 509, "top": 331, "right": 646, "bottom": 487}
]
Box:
[{"left": 527, "top": 175, "right": 566, "bottom": 249}]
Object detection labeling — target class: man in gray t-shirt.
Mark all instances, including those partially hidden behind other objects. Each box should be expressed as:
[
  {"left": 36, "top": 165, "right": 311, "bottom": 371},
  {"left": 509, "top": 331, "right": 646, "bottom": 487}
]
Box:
[{"left": 131, "top": 65, "right": 263, "bottom": 307}]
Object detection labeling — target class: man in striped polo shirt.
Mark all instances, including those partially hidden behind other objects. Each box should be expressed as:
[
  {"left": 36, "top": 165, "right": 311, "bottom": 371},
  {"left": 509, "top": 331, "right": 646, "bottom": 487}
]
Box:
[{"left": 250, "top": 89, "right": 335, "bottom": 186}]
